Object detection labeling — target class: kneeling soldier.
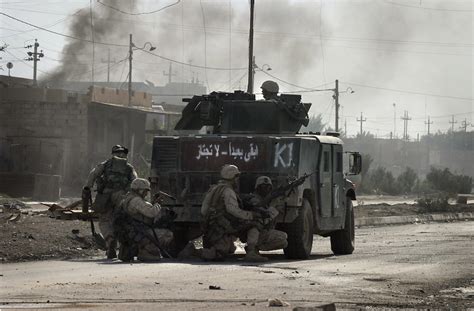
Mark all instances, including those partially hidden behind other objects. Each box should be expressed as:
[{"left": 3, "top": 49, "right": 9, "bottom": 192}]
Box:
[
  {"left": 114, "top": 178, "right": 174, "bottom": 262},
  {"left": 242, "top": 176, "right": 288, "bottom": 261}
]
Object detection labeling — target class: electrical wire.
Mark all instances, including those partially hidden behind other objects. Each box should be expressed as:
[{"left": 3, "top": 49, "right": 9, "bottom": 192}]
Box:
[
  {"left": 199, "top": 0, "right": 210, "bottom": 91},
  {"left": 139, "top": 49, "right": 246, "bottom": 71},
  {"left": 341, "top": 81, "right": 473, "bottom": 101},
  {"left": 97, "top": 0, "right": 180, "bottom": 16},
  {"left": 90, "top": 0, "right": 95, "bottom": 87},
  {"left": 384, "top": 0, "right": 474, "bottom": 12},
  {"left": 0, "top": 12, "right": 248, "bottom": 71},
  {"left": 0, "top": 8, "right": 85, "bottom": 39},
  {"left": 259, "top": 69, "right": 334, "bottom": 92},
  {"left": 0, "top": 12, "right": 125, "bottom": 47},
  {"left": 319, "top": 0, "right": 326, "bottom": 83}
]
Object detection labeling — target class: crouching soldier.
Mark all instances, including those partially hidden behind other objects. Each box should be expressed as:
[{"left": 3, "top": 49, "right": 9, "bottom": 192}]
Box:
[
  {"left": 113, "top": 178, "right": 174, "bottom": 262},
  {"left": 241, "top": 176, "right": 288, "bottom": 261},
  {"left": 82, "top": 145, "right": 137, "bottom": 259}
]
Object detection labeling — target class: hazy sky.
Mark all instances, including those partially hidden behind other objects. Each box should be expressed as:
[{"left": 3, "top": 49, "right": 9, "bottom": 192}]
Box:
[{"left": 1, "top": 0, "right": 473, "bottom": 138}]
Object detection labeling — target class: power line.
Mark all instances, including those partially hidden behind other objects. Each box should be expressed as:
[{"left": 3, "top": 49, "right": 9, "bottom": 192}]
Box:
[
  {"left": 0, "top": 12, "right": 125, "bottom": 47},
  {"left": 319, "top": 0, "right": 326, "bottom": 83},
  {"left": 199, "top": 0, "right": 210, "bottom": 91},
  {"left": 0, "top": 8, "right": 85, "bottom": 39},
  {"left": 341, "top": 81, "right": 473, "bottom": 101},
  {"left": 0, "top": 12, "right": 247, "bottom": 71},
  {"left": 140, "top": 49, "right": 245, "bottom": 71},
  {"left": 260, "top": 69, "right": 332, "bottom": 91},
  {"left": 384, "top": 0, "right": 474, "bottom": 12},
  {"left": 90, "top": 0, "right": 95, "bottom": 87},
  {"left": 97, "top": 0, "right": 180, "bottom": 16}
]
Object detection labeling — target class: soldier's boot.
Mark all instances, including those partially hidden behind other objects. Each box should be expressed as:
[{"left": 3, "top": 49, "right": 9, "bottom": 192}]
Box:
[
  {"left": 137, "top": 244, "right": 161, "bottom": 262},
  {"left": 243, "top": 248, "right": 268, "bottom": 262},
  {"left": 106, "top": 238, "right": 117, "bottom": 259},
  {"left": 177, "top": 242, "right": 201, "bottom": 260}
]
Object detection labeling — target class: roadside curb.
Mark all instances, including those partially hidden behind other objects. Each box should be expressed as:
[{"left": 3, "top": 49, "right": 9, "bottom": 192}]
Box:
[{"left": 356, "top": 212, "right": 474, "bottom": 227}]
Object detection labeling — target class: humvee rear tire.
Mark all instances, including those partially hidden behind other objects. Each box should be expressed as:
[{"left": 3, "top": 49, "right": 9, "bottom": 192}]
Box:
[
  {"left": 283, "top": 199, "right": 314, "bottom": 259},
  {"left": 330, "top": 197, "right": 355, "bottom": 255}
]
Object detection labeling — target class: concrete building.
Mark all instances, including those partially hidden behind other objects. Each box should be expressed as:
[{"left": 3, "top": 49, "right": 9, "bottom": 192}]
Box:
[
  {"left": 48, "top": 80, "right": 206, "bottom": 113},
  {"left": 0, "top": 75, "right": 179, "bottom": 200}
]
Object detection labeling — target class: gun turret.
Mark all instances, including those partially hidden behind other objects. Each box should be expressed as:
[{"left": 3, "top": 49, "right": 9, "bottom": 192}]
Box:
[{"left": 175, "top": 91, "right": 311, "bottom": 134}]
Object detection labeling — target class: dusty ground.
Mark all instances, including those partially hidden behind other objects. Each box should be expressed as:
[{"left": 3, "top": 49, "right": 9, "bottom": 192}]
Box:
[
  {"left": 0, "top": 203, "right": 102, "bottom": 262},
  {"left": 1, "top": 222, "right": 473, "bottom": 310},
  {"left": 0, "top": 196, "right": 472, "bottom": 263}
]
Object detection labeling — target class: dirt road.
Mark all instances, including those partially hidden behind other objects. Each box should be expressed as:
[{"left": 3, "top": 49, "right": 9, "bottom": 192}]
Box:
[{"left": 1, "top": 221, "right": 473, "bottom": 310}]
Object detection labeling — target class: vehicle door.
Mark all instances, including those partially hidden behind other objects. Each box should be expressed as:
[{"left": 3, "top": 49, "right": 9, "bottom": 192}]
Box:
[
  {"left": 319, "top": 144, "right": 332, "bottom": 217},
  {"left": 332, "top": 144, "right": 344, "bottom": 217}
]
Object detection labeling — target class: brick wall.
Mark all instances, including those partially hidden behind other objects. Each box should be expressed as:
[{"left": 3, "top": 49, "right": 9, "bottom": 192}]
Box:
[{"left": 0, "top": 87, "right": 89, "bottom": 185}]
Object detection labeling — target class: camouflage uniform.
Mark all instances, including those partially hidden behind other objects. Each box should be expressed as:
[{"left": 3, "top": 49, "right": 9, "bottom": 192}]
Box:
[
  {"left": 84, "top": 149, "right": 137, "bottom": 258},
  {"left": 244, "top": 192, "right": 288, "bottom": 253},
  {"left": 114, "top": 189, "right": 174, "bottom": 262},
  {"left": 200, "top": 165, "right": 255, "bottom": 260}
]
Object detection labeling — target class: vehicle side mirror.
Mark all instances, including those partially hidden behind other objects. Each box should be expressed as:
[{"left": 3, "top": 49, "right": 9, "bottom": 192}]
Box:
[{"left": 348, "top": 152, "right": 362, "bottom": 175}]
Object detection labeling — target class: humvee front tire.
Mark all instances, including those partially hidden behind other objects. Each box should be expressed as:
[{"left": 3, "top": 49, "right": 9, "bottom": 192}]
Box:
[
  {"left": 283, "top": 199, "right": 314, "bottom": 259},
  {"left": 330, "top": 197, "right": 355, "bottom": 255}
]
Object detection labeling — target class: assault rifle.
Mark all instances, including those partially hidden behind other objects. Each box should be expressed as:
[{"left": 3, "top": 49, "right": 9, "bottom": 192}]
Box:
[
  {"left": 242, "top": 171, "right": 317, "bottom": 226},
  {"left": 152, "top": 190, "right": 177, "bottom": 205},
  {"left": 81, "top": 187, "right": 106, "bottom": 249},
  {"left": 260, "top": 171, "right": 317, "bottom": 208}
]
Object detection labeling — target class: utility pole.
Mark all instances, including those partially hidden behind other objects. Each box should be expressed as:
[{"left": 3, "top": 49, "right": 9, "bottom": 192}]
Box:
[
  {"left": 400, "top": 110, "right": 411, "bottom": 141},
  {"left": 344, "top": 119, "right": 347, "bottom": 137},
  {"left": 163, "top": 62, "right": 176, "bottom": 84},
  {"left": 460, "top": 119, "right": 470, "bottom": 132},
  {"left": 356, "top": 112, "right": 366, "bottom": 135},
  {"left": 101, "top": 48, "right": 116, "bottom": 83},
  {"left": 425, "top": 116, "right": 433, "bottom": 135},
  {"left": 449, "top": 115, "right": 457, "bottom": 132},
  {"left": 128, "top": 34, "right": 133, "bottom": 107},
  {"left": 334, "top": 79, "right": 340, "bottom": 132},
  {"left": 392, "top": 103, "right": 396, "bottom": 138},
  {"left": 246, "top": 0, "right": 255, "bottom": 94},
  {"left": 26, "top": 39, "right": 44, "bottom": 86}
]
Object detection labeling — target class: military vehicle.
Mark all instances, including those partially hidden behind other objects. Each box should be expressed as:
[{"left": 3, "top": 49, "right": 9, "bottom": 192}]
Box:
[{"left": 149, "top": 91, "right": 362, "bottom": 259}]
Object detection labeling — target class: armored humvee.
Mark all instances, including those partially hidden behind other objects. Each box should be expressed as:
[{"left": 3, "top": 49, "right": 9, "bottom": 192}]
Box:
[{"left": 150, "top": 91, "right": 361, "bottom": 259}]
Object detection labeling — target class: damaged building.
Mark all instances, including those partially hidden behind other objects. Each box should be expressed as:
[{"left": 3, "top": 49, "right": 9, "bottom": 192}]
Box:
[{"left": 0, "top": 75, "right": 180, "bottom": 201}]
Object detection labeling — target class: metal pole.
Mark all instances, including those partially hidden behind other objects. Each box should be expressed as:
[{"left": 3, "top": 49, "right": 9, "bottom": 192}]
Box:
[
  {"left": 128, "top": 34, "right": 132, "bottom": 107},
  {"left": 393, "top": 103, "right": 396, "bottom": 138},
  {"left": 107, "top": 48, "right": 110, "bottom": 83},
  {"left": 246, "top": 0, "right": 255, "bottom": 94},
  {"left": 33, "top": 39, "right": 38, "bottom": 85},
  {"left": 334, "top": 79, "right": 339, "bottom": 132}
]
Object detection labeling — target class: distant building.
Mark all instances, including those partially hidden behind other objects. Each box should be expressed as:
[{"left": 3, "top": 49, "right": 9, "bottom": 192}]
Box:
[
  {"left": 45, "top": 80, "right": 206, "bottom": 113},
  {"left": 0, "top": 75, "right": 180, "bottom": 199}
]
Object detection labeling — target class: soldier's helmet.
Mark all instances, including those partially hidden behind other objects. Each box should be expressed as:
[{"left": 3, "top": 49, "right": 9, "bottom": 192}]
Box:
[
  {"left": 111, "top": 145, "right": 128, "bottom": 154},
  {"left": 220, "top": 164, "right": 240, "bottom": 180},
  {"left": 131, "top": 178, "right": 151, "bottom": 191},
  {"left": 261, "top": 80, "right": 279, "bottom": 93},
  {"left": 255, "top": 176, "right": 273, "bottom": 189}
]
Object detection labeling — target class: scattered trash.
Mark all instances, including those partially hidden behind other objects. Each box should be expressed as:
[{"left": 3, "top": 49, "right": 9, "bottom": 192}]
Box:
[
  {"left": 268, "top": 298, "right": 289, "bottom": 307},
  {"left": 293, "top": 302, "right": 336, "bottom": 311},
  {"left": 310, "top": 282, "right": 316, "bottom": 285},
  {"left": 154, "top": 282, "right": 160, "bottom": 285},
  {"left": 6, "top": 213, "right": 21, "bottom": 222},
  {"left": 198, "top": 282, "right": 203, "bottom": 284},
  {"left": 71, "top": 229, "right": 80, "bottom": 235},
  {"left": 363, "top": 277, "right": 388, "bottom": 282},
  {"left": 261, "top": 270, "right": 275, "bottom": 274},
  {"left": 209, "top": 285, "right": 221, "bottom": 290}
]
